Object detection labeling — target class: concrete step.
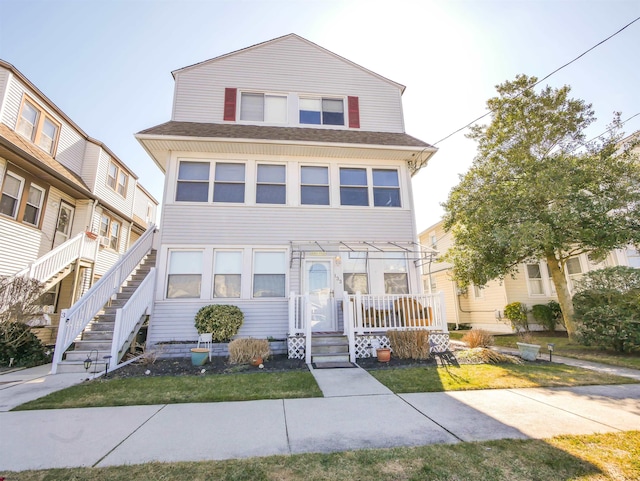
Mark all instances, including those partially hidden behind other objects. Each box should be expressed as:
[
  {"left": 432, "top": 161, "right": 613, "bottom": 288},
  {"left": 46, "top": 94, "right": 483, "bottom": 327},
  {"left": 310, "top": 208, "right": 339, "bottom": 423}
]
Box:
[
  {"left": 55, "top": 360, "right": 96, "bottom": 374},
  {"left": 312, "top": 334, "right": 348, "bottom": 346},
  {"left": 311, "top": 344, "right": 349, "bottom": 355},
  {"left": 312, "top": 353, "right": 350, "bottom": 363}
]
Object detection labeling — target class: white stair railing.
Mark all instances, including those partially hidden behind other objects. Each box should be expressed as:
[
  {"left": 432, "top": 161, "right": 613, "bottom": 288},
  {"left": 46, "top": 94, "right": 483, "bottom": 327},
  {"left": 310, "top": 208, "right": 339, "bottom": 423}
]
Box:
[
  {"left": 110, "top": 268, "right": 156, "bottom": 369},
  {"left": 51, "top": 224, "right": 156, "bottom": 373},
  {"left": 15, "top": 232, "right": 98, "bottom": 284}
]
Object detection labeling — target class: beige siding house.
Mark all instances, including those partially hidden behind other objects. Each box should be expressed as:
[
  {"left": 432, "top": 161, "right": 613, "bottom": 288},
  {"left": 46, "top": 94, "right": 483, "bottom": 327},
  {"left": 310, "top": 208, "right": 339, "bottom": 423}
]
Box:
[
  {"left": 137, "top": 34, "right": 448, "bottom": 361},
  {"left": 420, "top": 220, "right": 635, "bottom": 333},
  {"left": 0, "top": 59, "right": 158, "bottom": 344}
]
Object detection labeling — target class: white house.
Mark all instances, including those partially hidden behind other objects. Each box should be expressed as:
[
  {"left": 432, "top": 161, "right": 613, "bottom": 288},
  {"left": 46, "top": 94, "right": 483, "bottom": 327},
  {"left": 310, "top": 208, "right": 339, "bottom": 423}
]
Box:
[
  {"left": 0, "top": 59, "right": 158, "bottom": 345},
  {"left": 136, "top": 34, "right": 447, "bottom": 363}
]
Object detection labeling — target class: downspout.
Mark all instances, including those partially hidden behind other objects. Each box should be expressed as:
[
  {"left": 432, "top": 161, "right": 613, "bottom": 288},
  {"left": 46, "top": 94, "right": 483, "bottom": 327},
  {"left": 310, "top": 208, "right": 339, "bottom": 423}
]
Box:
[{"left": 88, "top": 199, "right": 99, "bottom": 233}]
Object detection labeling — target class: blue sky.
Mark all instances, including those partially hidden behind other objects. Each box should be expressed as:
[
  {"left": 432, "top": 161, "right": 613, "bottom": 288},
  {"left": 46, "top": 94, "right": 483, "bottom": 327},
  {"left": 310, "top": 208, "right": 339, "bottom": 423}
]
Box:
[{"left": 1, "top": 0, "right": 639, "bottom": 231}]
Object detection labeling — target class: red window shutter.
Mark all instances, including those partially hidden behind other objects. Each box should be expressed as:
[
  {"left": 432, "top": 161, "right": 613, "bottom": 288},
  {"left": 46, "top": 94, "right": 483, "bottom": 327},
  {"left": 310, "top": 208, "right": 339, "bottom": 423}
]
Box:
[
  {"left": 348, "top": 96, "right": 360, "bottom": 128},
  {"left": 223, "top": 88, "right": 237, "bottom": 121}
]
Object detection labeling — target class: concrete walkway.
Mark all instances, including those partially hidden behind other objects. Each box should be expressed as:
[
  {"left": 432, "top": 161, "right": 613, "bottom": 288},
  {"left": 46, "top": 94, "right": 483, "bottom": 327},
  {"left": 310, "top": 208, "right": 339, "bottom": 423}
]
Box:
[{"left": 1, "top": 358, "right": 639, "bottom": 472}]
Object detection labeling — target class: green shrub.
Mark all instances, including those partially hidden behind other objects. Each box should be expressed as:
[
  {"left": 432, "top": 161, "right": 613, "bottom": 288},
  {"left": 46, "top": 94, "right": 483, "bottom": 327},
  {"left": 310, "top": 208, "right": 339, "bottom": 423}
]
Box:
[
  {"left": 228, "top": 338, "right": 271, "bottom": 364},
  {"left": 194, "top": 305, "right": 244, "bottom": 343},
  {"left": 504, "top": 302, "right": 529, "bottom": 332},
  {"left": 532, "top": 304, "right": 555, "bottom": 332},
  {"left": 0, "top": 322, "right": 51, "bottom": 367},
  {"left": 573, "top": 267, "right": 640, "bottom": 353},
  {"left": 547, "top": 300, "right": 563, "bottom": 327}
]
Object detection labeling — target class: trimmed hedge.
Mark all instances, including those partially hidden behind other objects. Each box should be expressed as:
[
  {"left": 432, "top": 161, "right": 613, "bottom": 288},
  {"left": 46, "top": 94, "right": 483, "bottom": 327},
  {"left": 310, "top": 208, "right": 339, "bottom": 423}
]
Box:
[{"left": 194, "top": 305, "right": 244, "bottom": 343}]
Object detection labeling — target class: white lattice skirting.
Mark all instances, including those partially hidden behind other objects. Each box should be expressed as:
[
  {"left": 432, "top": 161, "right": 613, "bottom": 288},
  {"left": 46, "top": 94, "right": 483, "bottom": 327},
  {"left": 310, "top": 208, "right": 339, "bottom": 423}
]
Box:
[{"left": 288, "top": 332, "right": 450, "bottom": 359}]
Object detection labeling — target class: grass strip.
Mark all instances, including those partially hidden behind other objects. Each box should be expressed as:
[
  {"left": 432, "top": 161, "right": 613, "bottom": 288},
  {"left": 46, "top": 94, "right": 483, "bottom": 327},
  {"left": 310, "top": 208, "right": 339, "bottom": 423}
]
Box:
[
  {"left": 13, "top": 371, "right": 322, "bottom": 411},
  {"left": 367, "top": 363, "right": 637, "bottom": 393},
  {"left": 4, "top": 431, "right": 639, "bottom": 480}
]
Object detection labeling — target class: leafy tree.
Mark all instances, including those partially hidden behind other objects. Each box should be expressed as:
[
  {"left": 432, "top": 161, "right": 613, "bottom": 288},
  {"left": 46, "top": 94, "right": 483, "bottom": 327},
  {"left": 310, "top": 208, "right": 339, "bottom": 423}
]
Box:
[{"left": 443, "top": 74, "right": 640, "bottom": 340}]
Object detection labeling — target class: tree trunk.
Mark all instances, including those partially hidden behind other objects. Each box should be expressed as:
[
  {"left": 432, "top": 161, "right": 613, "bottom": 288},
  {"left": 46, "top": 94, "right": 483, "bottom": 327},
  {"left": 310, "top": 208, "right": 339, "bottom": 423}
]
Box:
[{"left": 545, "top": 253, "right": 577, "bottom": 340}]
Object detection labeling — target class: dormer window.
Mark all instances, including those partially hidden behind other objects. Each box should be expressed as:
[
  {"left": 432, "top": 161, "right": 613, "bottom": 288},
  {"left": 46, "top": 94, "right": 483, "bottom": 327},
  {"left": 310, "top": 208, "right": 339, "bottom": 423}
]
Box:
[
  {"left": 16, "top": 97, "right": 60, "bottom": 155},
  {"left": 107, "top": 161, "right": 128, "bottom": 197},
  {"left": 299, "top": 97, "right": 344, "bottom": 126},
  {"left": 240, "top": 92, "right": 287, "bottom": 123}
]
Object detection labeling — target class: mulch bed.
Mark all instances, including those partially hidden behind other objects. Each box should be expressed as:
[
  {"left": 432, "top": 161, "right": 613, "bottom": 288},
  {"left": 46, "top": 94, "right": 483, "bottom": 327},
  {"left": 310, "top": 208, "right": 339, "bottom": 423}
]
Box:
[{"left": 110, "top": 354, "right": 309, "bottom": 379}]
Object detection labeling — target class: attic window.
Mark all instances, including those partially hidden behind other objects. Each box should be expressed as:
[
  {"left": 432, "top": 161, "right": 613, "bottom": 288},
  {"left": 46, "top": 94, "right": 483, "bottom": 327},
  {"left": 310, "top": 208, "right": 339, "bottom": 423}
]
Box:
[
  {"left": 299, "top": 97, "right": 344, "bottom": 126},
  {"left": 16, "top": 97, "right": 60, "bottom": 155},
  {"left": 240, "top": 92, "right": 287, "bottom": 123}
]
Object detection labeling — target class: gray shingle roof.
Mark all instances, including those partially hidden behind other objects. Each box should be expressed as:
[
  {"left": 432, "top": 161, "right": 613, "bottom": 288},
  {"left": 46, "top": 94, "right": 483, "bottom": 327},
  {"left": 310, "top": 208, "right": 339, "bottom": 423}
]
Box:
[{"left": 137, "top": 121, "right": 433, "bottom": 149}]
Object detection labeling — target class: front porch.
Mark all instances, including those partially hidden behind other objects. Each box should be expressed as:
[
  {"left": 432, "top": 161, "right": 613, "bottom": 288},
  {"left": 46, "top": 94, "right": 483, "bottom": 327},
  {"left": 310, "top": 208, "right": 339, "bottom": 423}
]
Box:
[{"left": 288, "top": 292, "right": 449, "bottom": 363}]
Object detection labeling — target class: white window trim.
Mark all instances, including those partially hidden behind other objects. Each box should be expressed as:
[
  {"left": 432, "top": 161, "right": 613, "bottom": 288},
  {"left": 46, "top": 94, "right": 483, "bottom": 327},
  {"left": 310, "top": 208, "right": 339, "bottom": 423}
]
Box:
[
  {"left": 255, "top": 163, "right": 287, "bottom": 205},
  {"left": 0, "top": 171, "right": 25, "bottom": 219},
  {"left": 297, "top": 94, "right": 347, "bottom": 128},
  {"left": 251, "top": 249, "right": 288, "bottom": 299},
  {"left": 165, "top": 248, "right": 206, "bottom": 300},
  {"left": 300, "top": 164, "right": 331, "bottom": 207},
  {"left": 23, "top": 183, "right": 46, "bottom": 226},
  {"left": 212, "top": 249, "right": 243, "bottom": 299},
  {"left": 338, "top": 165, "right": 403, "bottom": 209},
  {"left": 238, "top": 90, "right": 289, "bottom": 125}
]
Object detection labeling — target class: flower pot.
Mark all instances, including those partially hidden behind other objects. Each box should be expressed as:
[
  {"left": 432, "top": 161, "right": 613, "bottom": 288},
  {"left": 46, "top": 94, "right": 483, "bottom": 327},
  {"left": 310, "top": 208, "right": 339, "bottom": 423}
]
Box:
[
  {"left": 516, "top": 342, "right": 541, "bottom": 361},
  {"left": 190, "top": 348, "right": 209, "bottom": 366},
  {"left": 376, "top": 348, "right": 391, "bottom": 362},
  {"left": 251, "top": 356, "right": 263, "bottom": 367}
]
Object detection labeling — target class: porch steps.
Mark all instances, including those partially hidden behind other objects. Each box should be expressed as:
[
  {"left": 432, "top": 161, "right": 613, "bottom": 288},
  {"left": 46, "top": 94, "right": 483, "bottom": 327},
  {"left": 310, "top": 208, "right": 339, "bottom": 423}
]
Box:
[
  {"left": 311, "top": 333, "right": 350, "bottom": 364},
  {"left": 55, "top": 250, "right": 157, "bottom": 374}
]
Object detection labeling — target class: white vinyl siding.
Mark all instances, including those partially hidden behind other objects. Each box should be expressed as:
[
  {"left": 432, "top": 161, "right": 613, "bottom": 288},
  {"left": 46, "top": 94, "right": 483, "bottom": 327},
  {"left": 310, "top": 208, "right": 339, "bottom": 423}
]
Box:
[
  {"left": 93, "top": 149, "right": 135, "bottom": 213},
  {"left": 172, "top": 35, "right": 404, "bottom": 133}
]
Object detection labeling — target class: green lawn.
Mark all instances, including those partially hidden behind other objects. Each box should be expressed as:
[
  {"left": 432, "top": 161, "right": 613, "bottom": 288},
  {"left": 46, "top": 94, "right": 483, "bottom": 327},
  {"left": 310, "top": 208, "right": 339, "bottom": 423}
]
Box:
[
  {"left": 13, "top": 371, "right": 322, "bottom": 411},
  {"left": 450, "top": 331, "right": 640, "bottom": 370},
  {"left": 368, "top": 362, "right": 636, "bottom": 393},
  {"left": 5, "top": 431, "right": 640, "bottom": 481},
  {"left": 496, "top": 333, "right": 640, "bottom": 369}
]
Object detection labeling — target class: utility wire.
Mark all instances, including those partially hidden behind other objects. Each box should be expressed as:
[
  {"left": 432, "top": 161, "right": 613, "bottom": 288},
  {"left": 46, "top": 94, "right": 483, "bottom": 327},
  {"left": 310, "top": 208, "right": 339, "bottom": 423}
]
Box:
[{"left": 432, "top": 15, "right": 640, "bottom": 147}]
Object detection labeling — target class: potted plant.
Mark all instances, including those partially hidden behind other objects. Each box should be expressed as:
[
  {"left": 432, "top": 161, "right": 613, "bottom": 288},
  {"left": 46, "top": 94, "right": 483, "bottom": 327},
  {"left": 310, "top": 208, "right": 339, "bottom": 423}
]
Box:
[
  {"left": 190, "top": 348, "right": 209, "bottom": 366},
  {"left": 376, "top": 348, "right": 391, "bottom": 362}
]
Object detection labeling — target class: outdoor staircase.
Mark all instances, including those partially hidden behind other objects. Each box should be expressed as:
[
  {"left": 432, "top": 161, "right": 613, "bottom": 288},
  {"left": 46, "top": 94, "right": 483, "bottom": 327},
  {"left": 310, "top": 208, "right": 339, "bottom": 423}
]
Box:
[
  {"left": 55, "top": 250, "right": 157, "bottom": 374},
  {"left": 311, "top": 333, "right": 350, "bottom": 365}
]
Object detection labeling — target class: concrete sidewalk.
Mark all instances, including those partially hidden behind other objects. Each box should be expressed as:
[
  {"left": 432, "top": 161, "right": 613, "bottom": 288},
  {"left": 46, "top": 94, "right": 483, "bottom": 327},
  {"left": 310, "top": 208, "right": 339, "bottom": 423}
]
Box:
[{"left": 1, "top": 358, "right": 639, "bottom": 472}]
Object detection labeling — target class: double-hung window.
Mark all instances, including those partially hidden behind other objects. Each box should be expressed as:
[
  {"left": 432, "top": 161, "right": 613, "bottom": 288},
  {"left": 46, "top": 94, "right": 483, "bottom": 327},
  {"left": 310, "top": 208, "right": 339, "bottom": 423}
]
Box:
[
  {"left": 167, "top": 250, "right": 203, "bottom": 299},
  {"left": 99, "top": 214, "right": 121, "bottom": 251},
  {"left": 256, "top": 164, "right": 286, "bottom": 204},
  {"left": 343, "top": 252, "right": 369, "bottom": 294},
  {"left": 301, "top": 166, "right": 329, "bottom": 205},
  {"left": 16, "top": 98, "right": 60, "bottom": 155},
  {"left": 339, "top": 168, "right": 368, "bottom": 206},
  {"left": 176, "top": 161, "right": 210, "bottom": 202},
  {"left": 0, "top": 172, "right": 24, "bottom": 219},
  {"left": 526, "top": 263, "right": 545, "bottom": 295},
  {"left": 107, "top": 161, "right": 129, "bottom": 197},
  {"left": 566, "top": 257, "right": 583, "bottom": 291},
  {"left": 23, "top": 184, "right": 46, "bottom": 226},
  {"left": 240, "top": 92, "right": 287, "bottom": 123},
  {"left": 0, "top": 170, "right": 46, "bottom": 227},
  {"left": 253, "top": 251, "right": 286, "bottom": 297},
  {"left": 299, "top": 98, "right": 344, "bottom": 126},
  {"left": 213, "top": 251, "right": 242, "bottom": 298},
  {"left": 383, "top": 252, "right": 409, "bottom": 294},
  {"left": 373, "top": 169, "right": 401, "bottom": 207},
  {"left": 214, "top": 163, "right": 245, "bottom": 203}
]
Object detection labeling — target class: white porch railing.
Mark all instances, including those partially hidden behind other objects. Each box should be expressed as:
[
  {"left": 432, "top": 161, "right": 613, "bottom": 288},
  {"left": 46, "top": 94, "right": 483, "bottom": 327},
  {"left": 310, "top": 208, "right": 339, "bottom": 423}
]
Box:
[
  {"left": 51, "top": 224, "right": 156, "bottom": 374},
  {"left": 344, "top": 292, "right": 448, "bottom": 335},
  {"left": 110, "top": 268, "right": 155, "bottom": 369},
  {"left": 16, "top": 232, "right": 99, "bottom": 284},
  {"left": 288, "top": 291, "right": 447, "bottom": 362}
]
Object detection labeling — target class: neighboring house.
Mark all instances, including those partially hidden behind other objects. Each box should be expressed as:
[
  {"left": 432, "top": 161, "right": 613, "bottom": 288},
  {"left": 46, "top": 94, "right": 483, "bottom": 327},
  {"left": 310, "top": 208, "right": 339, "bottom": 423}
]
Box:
[
  {"left": 136, "top": 34, "right": 448, "bottom": 362},
  {"left": 420, "top": 220, "right": 636, "bottom": 333},
  {"left": 0, "top": 59, "right": 159, "bottom": 344}
]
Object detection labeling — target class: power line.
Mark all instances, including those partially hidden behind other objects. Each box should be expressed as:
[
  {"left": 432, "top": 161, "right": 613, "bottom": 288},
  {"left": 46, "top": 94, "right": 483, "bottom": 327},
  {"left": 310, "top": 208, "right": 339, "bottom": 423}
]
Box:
[{"left": 432, "top": 15, "right": 640, "bottom": 147}]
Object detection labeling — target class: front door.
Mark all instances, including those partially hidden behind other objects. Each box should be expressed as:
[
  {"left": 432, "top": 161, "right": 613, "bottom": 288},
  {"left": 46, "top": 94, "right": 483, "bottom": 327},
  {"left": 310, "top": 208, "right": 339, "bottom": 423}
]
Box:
[
  {"left": 304, "top": 259, "right": 335, "bottom": 332},
  {"left": 52, "top": 202, "right": 75, "bottom": 248}
]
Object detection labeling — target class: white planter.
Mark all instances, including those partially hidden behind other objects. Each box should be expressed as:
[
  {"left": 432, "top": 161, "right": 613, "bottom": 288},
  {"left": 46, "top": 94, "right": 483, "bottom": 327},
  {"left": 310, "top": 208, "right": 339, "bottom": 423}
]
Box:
[{"left": 516, "top": 342, "right": 541, "bottom": 361}]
